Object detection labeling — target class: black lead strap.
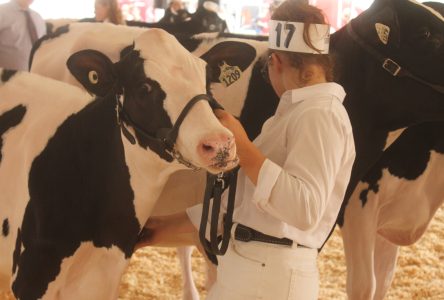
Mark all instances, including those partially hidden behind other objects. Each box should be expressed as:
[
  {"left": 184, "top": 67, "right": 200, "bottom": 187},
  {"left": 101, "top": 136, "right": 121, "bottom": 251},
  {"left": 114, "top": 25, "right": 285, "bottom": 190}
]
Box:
[
  {"left": 346, "top": 22, "right": 444, "bottom": 95},
  {"left": 199, "top": 167, "right": 239, "bottom": 265}
]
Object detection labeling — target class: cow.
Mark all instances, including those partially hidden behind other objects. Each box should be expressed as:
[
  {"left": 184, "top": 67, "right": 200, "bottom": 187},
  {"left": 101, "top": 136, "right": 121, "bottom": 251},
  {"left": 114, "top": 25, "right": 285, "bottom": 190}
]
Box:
[
  {"left": 30, "top": 0, "right": 444, "bottom": 298},
  {"left": 336, "top": 1, "right": 444, "bottom": 299},
  {"left": 29, "top": 23, "right": 274, "bottom": 300},
  {"left": 125, "top": 1, "right": 227, "bottom": 35},
  {"left": 45, "top": 1, "right": 227, "bottom": 37},
  {"left": 0, "top": 27, "right": 241, "bottom": 300}
]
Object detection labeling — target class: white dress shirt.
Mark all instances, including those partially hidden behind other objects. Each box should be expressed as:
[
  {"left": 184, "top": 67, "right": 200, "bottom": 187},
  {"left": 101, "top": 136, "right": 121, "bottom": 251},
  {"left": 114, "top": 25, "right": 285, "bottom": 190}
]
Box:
[
  {"left": 188, "top": 82, "right": 355, "bottom": 249},
  {"left": 0, "top": 1, "right": 46, "bottom": 71}
]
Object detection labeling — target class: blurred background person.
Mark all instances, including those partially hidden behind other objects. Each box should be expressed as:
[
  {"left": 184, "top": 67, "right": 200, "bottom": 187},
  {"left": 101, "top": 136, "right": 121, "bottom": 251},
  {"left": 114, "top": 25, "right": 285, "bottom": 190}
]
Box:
[
  {"left": 158, "top": 0, "right": 191, "bottom": 24},
  {"left": 94, "top": 0, "right": 125, "bottom": 24},
  {"left": 0, "top": 0, "right": 46, "bottom": 71}
]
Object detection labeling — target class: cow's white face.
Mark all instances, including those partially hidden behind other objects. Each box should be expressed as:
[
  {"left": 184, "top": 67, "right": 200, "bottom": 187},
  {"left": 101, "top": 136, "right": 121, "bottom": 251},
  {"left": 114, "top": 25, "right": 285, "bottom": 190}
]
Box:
[
  {"left": 133, "top": 29, "right": 238, "bottom": 174},
  {"left": 67, "top": 29, "right": 237, "bottom": 174}
]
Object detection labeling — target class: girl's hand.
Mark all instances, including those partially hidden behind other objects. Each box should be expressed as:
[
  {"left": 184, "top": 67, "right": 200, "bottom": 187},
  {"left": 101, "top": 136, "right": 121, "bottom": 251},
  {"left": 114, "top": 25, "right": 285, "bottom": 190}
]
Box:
[
  {"left": 214, "top": 109, "right": 266, "bottom": 185},
  {"left": 214, "top": 109, "right": 250, "bottom": 155}
]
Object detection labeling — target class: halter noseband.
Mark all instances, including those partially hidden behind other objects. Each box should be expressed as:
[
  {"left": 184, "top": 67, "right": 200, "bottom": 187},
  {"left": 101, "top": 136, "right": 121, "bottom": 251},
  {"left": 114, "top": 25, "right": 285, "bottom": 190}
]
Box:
[{"left": 116, "top": 93, "right": 224, "bottom": 170}]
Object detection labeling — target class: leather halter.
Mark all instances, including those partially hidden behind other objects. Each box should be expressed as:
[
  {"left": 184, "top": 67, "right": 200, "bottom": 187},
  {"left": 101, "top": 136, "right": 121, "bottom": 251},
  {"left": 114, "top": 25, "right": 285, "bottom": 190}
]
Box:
[
  {"left": 116, "top": 93, "right": 223, "bottom": 170},
  {"left": 346, "top": 22, "right": 444, "bottom": 95}
]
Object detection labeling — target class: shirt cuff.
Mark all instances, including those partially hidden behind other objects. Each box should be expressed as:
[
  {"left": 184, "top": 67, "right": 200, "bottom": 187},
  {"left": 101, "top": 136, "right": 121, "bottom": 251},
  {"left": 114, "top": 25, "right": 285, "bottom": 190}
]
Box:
[
  {"left": 252, "top": 158, "right": 282, "bottom": 208},
  {"left": 186, "top": 203, "right": 203, "bottom": 230}
]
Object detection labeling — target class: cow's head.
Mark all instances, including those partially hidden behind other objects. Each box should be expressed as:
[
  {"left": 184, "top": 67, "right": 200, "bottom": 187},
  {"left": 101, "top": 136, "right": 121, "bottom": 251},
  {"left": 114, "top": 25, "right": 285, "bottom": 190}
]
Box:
[
  {"left": 336, "top": 0, "right": 444, "bottom": 131},
  {"left": 67, "top": 29, "right": 238, "bottom": 174}
]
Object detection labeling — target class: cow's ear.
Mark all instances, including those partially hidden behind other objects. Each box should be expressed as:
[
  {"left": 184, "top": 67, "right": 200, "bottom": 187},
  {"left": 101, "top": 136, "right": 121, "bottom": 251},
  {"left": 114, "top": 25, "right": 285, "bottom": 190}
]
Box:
[
  {"left": 67, "top": 49, "right": 117, "bottom": 97},
  {"left": 200, "top": 41, "right": 256, "bottom": 85},
  {"left": 352, "top": 0, "right": 400, "bottom": 49}
]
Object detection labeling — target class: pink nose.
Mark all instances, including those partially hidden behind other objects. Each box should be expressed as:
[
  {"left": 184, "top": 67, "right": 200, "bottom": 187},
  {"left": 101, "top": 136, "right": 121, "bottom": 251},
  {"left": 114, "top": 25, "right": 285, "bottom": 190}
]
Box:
[{"left": 197, "top": 134, "right": 236, "bottom": 167}]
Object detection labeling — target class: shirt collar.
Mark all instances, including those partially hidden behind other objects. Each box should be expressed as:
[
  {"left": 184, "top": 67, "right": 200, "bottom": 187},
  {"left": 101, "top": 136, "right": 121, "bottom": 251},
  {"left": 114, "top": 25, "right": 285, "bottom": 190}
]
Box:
[{"left": 276, "top": 82, "right": 346, "bottom": 115}]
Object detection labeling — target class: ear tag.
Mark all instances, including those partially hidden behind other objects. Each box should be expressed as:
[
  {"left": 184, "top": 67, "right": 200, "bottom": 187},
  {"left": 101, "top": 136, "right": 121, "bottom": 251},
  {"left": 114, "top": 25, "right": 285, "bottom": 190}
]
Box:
[
  {"left": 218, "top": 61, "right": 242, "bottom": 87},
  {"left": 88, "top": 70, "right": 99, "bottom": 84},
  {"left": 375, "top": 23, "right": 390, "bottom": 45}
]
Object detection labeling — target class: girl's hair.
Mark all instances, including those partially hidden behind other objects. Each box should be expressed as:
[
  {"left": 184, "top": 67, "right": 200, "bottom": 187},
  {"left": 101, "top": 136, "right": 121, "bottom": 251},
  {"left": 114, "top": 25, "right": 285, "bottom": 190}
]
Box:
[
  {"left": 97, "top": 0, "right": 125, "bottom": 25},
  {"left": 271, "top": 0, "right": 335, "bottom": 82}
]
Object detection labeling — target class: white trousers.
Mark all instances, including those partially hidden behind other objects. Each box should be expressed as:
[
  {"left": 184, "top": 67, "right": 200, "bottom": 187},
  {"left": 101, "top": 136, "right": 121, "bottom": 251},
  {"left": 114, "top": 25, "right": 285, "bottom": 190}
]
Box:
[{"left": 206, "top": 236, "right": 319, "bottom": 300}]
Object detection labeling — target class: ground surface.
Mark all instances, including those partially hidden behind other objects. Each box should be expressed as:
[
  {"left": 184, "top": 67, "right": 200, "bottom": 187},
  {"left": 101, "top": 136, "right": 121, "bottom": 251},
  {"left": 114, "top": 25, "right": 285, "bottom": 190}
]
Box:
[{"left": 1, "top": 206, "right": 442, "bottom": 300}]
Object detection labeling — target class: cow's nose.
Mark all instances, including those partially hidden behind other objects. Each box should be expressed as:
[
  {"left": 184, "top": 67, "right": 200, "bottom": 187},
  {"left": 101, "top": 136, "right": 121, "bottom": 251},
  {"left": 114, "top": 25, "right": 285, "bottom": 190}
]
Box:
[{"left": 198, "top": 134, "right": 236, "bottom": 167}]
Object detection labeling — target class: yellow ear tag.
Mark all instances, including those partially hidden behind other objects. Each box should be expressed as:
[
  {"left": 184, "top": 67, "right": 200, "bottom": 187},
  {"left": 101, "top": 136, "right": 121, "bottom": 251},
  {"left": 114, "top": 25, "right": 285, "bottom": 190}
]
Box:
[
  {"left": 88, "top": 70, "right": 99, "bottom": 84},
  {"left": 218, "top": 61, "right": 242, "bottom": 87}
]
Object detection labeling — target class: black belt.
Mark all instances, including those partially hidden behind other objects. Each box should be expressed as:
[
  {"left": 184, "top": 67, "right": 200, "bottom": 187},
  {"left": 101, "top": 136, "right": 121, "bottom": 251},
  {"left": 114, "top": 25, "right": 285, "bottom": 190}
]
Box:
[{"left": 234, "top": 224, "right": 308, "bottom": 248}]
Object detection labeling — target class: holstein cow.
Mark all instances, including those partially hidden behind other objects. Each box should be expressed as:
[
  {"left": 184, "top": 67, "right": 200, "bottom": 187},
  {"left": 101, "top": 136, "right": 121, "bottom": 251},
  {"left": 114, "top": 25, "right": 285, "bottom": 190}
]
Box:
[
  {"left": 31, "top": 0, "right": 444, "bottom": 298},
  {"left": 0, "top": 28, "right": 240, "bottom": 300},
  {"left": 45, "top": 1, "right": 227, "bottom": 37},
  {"left": 126, "top": 1, "right": 227, "bottom": 35},
  {"left": 30, "top": 24, "right": 274, "bottom": 300},
  {"left": 336, "top": 1, "right": 444, "bottom": 299}
]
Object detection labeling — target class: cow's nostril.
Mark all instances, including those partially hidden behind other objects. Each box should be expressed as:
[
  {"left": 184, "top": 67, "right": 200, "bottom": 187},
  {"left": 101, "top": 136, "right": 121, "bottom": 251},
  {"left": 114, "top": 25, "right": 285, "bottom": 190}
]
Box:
[{"left": 202, "top": 144, "right": 215, "bottom": 153}]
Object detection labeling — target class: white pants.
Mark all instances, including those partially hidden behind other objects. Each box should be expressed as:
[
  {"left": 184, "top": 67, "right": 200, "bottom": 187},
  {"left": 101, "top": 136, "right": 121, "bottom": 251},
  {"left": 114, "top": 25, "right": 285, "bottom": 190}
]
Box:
[{"left": 206, "top": 236, "right": 319, "bottom": 300}]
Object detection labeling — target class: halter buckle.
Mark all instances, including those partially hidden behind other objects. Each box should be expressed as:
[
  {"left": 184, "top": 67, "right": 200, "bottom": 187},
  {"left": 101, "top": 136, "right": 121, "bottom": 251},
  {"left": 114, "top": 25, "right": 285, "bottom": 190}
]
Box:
[{"left": 382, "top": 58, "right": 401, "bottom": 76}]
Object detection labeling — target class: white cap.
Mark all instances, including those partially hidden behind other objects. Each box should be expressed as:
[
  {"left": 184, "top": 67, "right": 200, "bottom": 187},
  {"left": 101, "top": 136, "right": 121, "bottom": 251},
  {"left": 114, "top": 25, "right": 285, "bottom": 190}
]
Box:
[{"left": 268, "top": 20, "right": 330, "bottom": 54}]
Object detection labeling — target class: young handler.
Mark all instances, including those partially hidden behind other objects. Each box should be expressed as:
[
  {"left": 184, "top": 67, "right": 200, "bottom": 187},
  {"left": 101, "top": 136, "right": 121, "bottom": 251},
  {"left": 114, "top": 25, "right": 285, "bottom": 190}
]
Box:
[{"left": 138, "top": 0, "right": 355, "bottom": 298}]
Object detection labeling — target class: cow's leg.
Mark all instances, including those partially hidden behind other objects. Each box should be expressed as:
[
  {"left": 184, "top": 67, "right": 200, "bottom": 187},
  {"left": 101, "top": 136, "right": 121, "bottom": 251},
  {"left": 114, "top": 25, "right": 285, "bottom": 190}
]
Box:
[
  {"left": 177, "top": 246, "right": 200, "bottom": 300},
  {"left": 373, "top": 235, "right": 399, "bottom": 300},
  {"left": 204, "top": 257, "right": 217, "bottom": 292},
  {"left": 341, "top": 184, "right": 379, "bottom": 300}
]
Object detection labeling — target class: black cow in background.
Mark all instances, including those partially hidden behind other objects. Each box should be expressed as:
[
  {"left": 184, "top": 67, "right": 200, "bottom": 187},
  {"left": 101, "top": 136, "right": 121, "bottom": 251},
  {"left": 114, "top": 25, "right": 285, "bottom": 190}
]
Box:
[{"left": 126, "top": 0, "right": 227, "bottom": 35}]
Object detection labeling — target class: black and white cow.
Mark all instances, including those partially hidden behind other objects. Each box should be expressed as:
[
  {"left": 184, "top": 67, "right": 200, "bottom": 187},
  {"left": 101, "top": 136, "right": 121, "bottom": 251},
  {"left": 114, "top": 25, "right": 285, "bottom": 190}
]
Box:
[
  {"left": 336, "top": 1, "right": 444, "bottom": 299},
  {"left": 126, "top": 2, "right": 227, "bottom": 35},
  {"left": 30, "top": 0, "right": 444, "bottom": 298},
  {"left": 0, "top": 27, "right": 240, "bottom": 300},
  {"left": 30, "top": 23, "right": 275, "bottom": 300}
]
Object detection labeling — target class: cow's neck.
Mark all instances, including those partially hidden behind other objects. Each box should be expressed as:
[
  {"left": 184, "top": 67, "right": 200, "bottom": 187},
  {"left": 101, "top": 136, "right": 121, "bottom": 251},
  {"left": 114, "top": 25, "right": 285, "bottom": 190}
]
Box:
[{"left": 121, "top": 133, "right": 180, "bottom": 225}]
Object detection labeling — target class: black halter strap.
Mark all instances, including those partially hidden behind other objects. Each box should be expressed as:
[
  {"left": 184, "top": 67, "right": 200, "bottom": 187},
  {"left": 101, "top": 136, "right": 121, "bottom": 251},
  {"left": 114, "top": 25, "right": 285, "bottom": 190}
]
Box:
[
  {"left": 199, "top": 168, "right": 239, "bottom": 264},
  {"left": 116, "top": 93, "right": 223, "bottom": 169},
  {"left": 346, "top": 22, "right": 444, "bottom": 95}
]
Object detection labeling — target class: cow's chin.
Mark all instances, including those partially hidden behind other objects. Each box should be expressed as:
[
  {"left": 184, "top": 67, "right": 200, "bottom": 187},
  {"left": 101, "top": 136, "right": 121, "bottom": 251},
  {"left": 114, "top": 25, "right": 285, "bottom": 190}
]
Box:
[{"left": 206, "top": 155, "right": 240, "bottom": 174}]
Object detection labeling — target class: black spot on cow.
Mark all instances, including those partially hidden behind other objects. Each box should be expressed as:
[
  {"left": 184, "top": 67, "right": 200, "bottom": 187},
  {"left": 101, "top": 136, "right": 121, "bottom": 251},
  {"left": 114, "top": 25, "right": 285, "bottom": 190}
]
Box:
[
  {"left": 11, "top": 97, "right": 140, "bottom": 299},
  {"left": 239, "top": 59, "right": 279, "bottom": 139},
  {"left": 1, "top": 69, "right": 17, "bottom": 82},
  {"left": 2, "top": 218, "right": 9, "bottom": 237},
  {"left": 358, "top": 121, "right": 444, "bottom": 206},
  {"left": 12, "top": 228, "right": 22, "bottom": 274},
  {"left": 0, "top": 105, "right": 27, "bottom": 163}
]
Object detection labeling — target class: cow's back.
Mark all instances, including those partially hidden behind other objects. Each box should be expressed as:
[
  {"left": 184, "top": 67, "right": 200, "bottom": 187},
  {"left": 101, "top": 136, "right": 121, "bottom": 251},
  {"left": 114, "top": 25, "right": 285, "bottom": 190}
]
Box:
[{"left": 30, "top": 23, "right": 145, "bottom": 87}]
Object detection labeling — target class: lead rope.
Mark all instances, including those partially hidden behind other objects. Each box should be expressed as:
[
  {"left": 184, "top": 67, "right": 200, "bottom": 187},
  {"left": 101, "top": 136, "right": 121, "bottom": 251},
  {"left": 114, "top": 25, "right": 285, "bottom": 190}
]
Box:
[{"left": 199, "top": 167, "right": 239, "bottom": 265}]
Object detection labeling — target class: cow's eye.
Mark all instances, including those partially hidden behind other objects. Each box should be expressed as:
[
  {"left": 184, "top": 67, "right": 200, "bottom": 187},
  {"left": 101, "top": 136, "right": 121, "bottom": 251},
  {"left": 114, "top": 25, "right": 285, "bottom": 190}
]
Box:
[{"left": 88, "top": 70, "right": 99, "bottom": 85}]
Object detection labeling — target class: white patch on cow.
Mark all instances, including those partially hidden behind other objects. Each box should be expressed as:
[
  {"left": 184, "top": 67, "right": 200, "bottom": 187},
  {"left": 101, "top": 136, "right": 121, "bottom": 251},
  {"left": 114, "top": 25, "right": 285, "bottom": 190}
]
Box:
[
  {"left": 219, "top": 61, "right": 242, "bottom": 87},
  {"left": 44, "top": 242, "right": 128, "bottom": 300},
  {"left": 408, "top": 0, "right": 444, "bottom": 22},
  {"left": 375, "top": 150, "right": 444, "bottom": 245},
  {"left": 384, "top": 128, "right": 406, "bottom": 150},
  {"left": 375, "top": 23, "right": 390, "bottom": 45}
]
